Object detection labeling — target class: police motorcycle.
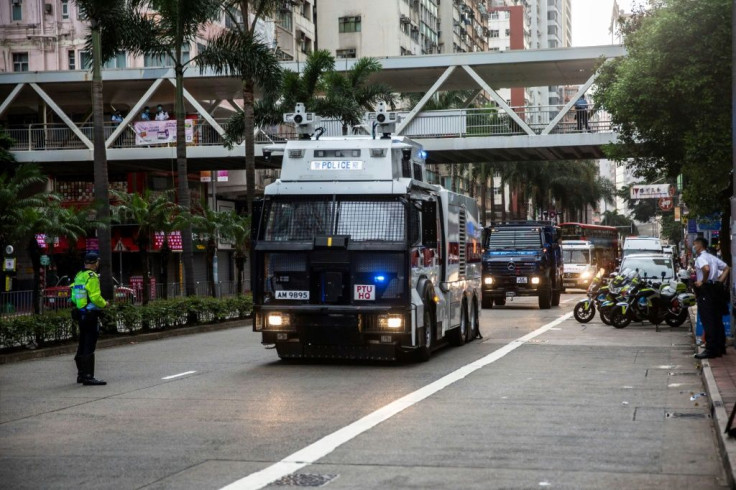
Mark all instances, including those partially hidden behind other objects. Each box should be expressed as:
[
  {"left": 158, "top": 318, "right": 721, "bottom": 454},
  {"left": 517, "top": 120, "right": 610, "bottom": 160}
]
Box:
[
  {"left": 597, "top": 268, "right": 635, "bottom": 325},
  {"left": 609, "top": 270, "right": 695, "bottom": 330},
  {"left": 573, "top": 268, "right": 607, "bottom": 323}
]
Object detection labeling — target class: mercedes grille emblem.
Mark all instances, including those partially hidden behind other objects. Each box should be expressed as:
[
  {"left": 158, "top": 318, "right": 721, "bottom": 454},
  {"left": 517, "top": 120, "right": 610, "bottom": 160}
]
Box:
[{"left": 507, "top": 262, "right": 516, "bottom": 271}]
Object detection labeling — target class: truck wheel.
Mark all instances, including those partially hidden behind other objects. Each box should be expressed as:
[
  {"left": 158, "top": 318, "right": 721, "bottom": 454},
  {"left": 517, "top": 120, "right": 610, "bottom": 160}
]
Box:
[
  {"left": 449, "top": 300, "right": 468, "bottom": 346},
  {"left": 466, "top": 297, "right": 480, "bottom": 342},
  {"left": 417, "top": 298, "right": 436, "bottom": 362},
  {"left": 551, "top": 289, "right": 561, "bottom": 307},
  {"left": 538, "top": 286, "right": 552, "bottom": 309},
  {"left": 482, "top": 294, "right": 493, "bottom": 309},
  {"left": 494, "top": 297, "right": 506, "bottom": 306}
]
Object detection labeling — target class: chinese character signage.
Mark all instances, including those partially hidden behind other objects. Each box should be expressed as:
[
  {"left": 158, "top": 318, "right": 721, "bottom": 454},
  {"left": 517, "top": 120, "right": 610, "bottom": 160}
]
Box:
[
  {"left": 134, "top": 120, "right": 193, "bottom": 145},
  {"left": 630, "top": 184, "right": 675, "bottom": 199},
  {"left": 153, "top": 231, "right": 183, "bottom": 251},
  {"left": 200, "top": 170, "right": 229, "bottom": 182}
]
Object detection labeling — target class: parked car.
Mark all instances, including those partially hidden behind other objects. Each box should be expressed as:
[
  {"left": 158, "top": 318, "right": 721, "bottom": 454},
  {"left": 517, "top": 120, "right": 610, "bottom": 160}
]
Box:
[{"left": 618, "top": 253, "right": 676, "bottom": 281}]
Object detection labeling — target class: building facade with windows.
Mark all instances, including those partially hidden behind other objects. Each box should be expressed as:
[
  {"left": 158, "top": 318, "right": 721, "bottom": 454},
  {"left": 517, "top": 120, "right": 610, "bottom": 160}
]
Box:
[
  {"left": 316, "top": 0, "right": 440, "bottom": 58},
  {"left": 0, "top": 0, "right": 314, "bottom": 72}
]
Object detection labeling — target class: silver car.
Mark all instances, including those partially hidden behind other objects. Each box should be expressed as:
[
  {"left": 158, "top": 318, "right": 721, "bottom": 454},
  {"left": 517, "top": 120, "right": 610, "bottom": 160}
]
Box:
[{"left": 618, "top": 253, "right": 676, "bottom": 281}]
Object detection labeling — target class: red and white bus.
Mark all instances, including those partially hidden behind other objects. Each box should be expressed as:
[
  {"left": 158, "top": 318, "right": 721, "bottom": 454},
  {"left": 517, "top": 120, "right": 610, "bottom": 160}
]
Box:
[{"left": 559, "top": 223, "right": 619, "bottom": 273}]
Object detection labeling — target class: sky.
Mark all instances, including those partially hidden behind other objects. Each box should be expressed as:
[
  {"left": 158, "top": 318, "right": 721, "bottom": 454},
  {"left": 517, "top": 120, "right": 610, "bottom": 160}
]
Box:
[{"left": 571, "top": 0, "right": 636, "bottom": 47}]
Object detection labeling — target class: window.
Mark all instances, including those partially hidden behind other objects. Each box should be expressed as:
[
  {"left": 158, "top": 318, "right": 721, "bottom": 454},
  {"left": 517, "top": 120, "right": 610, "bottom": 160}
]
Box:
[
  {"left": 489, "top": 29, "right": 499, "bottom": 38},
  {"left": 144, "top": 53, "right": 167, "bottom": 67},
  {"left": 103, "top": 51, "right": 127, "bottom": 69},
  {"left": 68, "top": 50, "right": 76, "bottom": 70},
  {"left": 61, "top": 0, "right": 69, "bottom": 19},
  {"left": 80, "top": 51, "right": 92, "bottom": 68},
  {"left": 300, "top": 1, "right": 310, "bottom": 19},
  {"left": 336, "top": 48, "right": 356, "bottom": 59},
  {"left": 338, "top": 16, "right": 361, "bottom": 33},
  {"left": 143, "top": 45, "right": 188, "bottom": 67},
  {"left": 11, "top": 0, "right": 22, "bottom": 21},
  {"left": 224, "top": 7, "right": 242, "bottom": 29},
  {"left": 505, "top": 28, "right": 510, "bottom": 37},
  {"left": 276, "top": 10, "right": 292, "bottom": 30},
  {"left": 12, "top": 52, "right": 29, "bottom": 72}
]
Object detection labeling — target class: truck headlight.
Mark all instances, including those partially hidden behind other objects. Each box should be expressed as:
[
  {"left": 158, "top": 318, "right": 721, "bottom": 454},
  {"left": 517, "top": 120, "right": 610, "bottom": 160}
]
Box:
[
  {"left": 378, "top": 314, "right": 403, "bottom": 329},
  {"left": 531, "top": 277, "right": 540, "bottom": 285},
  {"left": 581, "top": 270, "right": 592, "bottom": 279},
  {"left": 484, "top": 277, "right": 493, "bottom": 285},
  {"left": 267, "top": 313, "right": 290, "bottom": 327}
]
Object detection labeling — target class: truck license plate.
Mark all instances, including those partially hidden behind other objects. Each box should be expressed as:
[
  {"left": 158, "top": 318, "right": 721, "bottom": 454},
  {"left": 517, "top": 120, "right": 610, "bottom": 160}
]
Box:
[{"left": 516, "top": 277, "right": 528, "bottom": 284}]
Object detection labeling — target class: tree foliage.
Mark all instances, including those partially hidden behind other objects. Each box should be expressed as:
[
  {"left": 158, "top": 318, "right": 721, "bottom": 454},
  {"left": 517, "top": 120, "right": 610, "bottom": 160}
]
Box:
[{"left": 594, "top": 0, "right": 731, "bottom": 216}]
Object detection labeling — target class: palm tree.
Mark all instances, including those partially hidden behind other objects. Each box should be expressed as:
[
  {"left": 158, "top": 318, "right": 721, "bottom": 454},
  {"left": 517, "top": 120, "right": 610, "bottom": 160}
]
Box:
[
  {"left": 319, "top": 57, "right": 395, "bottom": 135},
  {"left": 112, "top": 190, "right": 185, "bottom": 305},
  {"left": 190, "top": 207, "right": 232, "bottom": 297},
  {"left": 73, "top": 0, "right": 129, "bottom": 300},
  {"left": 197, "top": 1, "right": 283, "bottom": 218},
  {"left": 219, "top": 211, "right": 250, "bottom": 295},
  {"left": 251, "top": 49, "right": 336, "bottom": 129},
  {"left": 125, "top": 0, "right": 221, "bottom": 297},
  {"left": 0, "top": 163, "right": 87, "bottom": 313}
]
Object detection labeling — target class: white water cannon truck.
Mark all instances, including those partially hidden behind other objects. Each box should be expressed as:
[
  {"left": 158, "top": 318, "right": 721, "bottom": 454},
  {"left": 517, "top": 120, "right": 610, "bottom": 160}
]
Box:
[{"left": 250, "top": 103, "right": 482, "bottom": 361}]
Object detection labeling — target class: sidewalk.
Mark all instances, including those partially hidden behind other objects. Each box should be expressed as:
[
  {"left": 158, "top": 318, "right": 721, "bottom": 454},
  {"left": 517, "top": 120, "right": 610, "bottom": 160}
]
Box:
[{"left": 694, "top": 307, "right": 736, "bottom": 488}]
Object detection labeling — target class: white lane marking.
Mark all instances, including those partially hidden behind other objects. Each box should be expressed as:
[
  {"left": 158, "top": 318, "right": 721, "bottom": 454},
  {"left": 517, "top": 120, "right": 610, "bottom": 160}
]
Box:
[
  {"left": 220, "top": 311, "right": 574, "bottom": 490},
  {"left": 162, "top": 371, "right": 197, "bottom": 380},
  {"left": 561, "top": 296, "right": 582, "bottom": 304}
]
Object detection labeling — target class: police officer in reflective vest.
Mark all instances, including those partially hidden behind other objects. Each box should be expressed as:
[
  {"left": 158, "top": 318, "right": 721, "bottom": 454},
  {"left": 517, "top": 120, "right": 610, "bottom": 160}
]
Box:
[{"left": 72, "top": 252, "right": 108, "bottom": 385}]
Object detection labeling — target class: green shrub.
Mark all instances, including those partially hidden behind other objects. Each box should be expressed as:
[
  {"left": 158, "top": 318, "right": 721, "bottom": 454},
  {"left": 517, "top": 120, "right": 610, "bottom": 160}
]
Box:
[{"left": 1, "top": 293, "right": 252, "bottom": 352}]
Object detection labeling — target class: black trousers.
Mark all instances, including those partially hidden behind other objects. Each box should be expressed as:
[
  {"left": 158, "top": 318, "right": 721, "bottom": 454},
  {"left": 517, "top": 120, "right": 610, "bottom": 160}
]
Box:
[
  {"left": 74, "top": 310, "right": 100, "bottom": 363},
  {"left": 698, "top": 283, "right": 726, "bottom": 353}
]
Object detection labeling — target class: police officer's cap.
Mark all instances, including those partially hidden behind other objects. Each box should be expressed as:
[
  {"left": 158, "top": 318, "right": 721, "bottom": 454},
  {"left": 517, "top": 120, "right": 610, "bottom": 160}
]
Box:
[{"left": 84, "top": 252, "right": 100, "bottom": 264}]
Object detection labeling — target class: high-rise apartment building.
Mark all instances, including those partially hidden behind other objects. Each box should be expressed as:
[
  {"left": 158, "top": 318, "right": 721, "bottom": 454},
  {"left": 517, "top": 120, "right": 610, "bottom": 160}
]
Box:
[
  {"left": 316, "top": 0, "right": 440, "bottom": 58},
  {"left": 0, "top": 0, "right": 314, "bottom": 72}
]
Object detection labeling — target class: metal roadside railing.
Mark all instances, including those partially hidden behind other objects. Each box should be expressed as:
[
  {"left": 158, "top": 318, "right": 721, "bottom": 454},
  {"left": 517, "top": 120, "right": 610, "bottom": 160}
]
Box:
[
  {"left": 1, "top": 280, "right": 249, "bottom": 319},
  {"left": 6, "top": 105, "right": 614, "bottom": 152}
]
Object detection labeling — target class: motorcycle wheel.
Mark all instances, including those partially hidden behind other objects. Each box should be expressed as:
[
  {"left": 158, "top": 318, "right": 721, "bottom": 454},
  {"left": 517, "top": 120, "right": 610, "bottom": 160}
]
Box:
[
  {"left": 611, "top": 308, "right": 631, "bottom": 329},
  {"left": 599, "top": 309, "right": 612, "bottom": 325},
  {"left": 573, "top": 302, "right": 595, "bottom": 323},
  {"left": 665, "top": 309, "right": 689, "bottom": 327}
]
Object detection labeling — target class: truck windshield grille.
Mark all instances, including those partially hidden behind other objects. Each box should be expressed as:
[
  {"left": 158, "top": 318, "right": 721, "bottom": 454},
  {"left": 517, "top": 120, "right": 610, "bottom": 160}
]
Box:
[
  {"left": 489, "top": 230, "right": 542, "bottom": 249},
  {"left": 263, "top": 198, "right": 405, "bottom": 242}
]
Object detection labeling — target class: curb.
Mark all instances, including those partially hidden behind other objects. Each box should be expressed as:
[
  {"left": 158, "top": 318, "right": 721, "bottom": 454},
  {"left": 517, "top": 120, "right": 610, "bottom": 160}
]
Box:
[
  {"left": 0, "top": 318, "right": 252, "bottom": 365},
  {"left": 691, "top": 307, "right": 736, "bottom": 488}
]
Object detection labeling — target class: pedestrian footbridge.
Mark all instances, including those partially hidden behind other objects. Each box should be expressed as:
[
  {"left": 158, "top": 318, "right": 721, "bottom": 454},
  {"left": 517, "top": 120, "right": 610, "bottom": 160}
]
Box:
[{"left": 0, "top": 45, "right": 624, "bottom": 172}]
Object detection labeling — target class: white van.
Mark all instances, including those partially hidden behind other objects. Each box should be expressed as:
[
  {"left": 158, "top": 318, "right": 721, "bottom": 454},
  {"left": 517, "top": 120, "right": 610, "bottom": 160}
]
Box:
[{"left": 622, "top": 236, "right": 662, "bottom": 257}]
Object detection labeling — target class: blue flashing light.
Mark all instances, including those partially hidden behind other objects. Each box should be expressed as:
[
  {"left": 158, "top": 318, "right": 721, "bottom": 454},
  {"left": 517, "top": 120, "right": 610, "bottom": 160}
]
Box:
[
  {"left": 374, "top": 275, "right": 386, "bottom": 283},
  {"left": 418, "top": 150, "right": 428, "bottom": 160}
]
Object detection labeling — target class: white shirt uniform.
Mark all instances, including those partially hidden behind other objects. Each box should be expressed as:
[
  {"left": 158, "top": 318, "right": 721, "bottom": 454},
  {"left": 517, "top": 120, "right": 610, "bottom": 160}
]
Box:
[{"left": 695, "top": 251, "right": 727, "bottom": 282}]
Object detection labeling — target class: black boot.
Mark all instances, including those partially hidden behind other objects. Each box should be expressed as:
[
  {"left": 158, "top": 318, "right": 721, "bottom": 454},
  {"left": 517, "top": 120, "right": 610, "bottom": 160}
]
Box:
[
  {"left": 75, "top": 356, "right": 84, "bottom": 383},
  {"left": 81, "top": 354, "right": 106, "bottom": 386}
]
